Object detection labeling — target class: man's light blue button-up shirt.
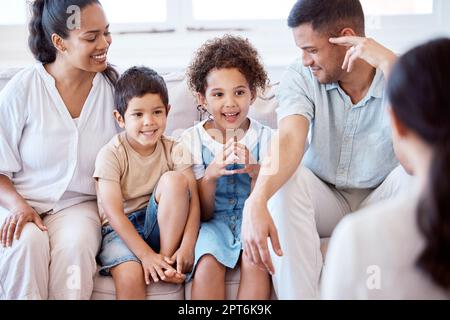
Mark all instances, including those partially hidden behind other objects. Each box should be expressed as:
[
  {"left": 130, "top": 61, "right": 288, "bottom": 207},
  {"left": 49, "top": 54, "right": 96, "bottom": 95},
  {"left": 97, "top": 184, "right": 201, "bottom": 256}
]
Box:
[{"left": 276, "top": 59, "right": 399, "bottom": 189}]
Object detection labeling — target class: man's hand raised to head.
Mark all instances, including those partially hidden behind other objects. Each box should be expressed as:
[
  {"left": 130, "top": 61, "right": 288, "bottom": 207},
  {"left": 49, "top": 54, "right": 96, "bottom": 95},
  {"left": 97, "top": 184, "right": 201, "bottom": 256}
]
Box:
[{"left": 329, "top": 36, "right": 397, "bottom": 77}]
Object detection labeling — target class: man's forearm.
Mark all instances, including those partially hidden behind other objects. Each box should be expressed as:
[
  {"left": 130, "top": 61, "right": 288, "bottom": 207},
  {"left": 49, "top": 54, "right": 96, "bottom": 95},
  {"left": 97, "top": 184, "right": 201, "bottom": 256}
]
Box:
[
  {"left": 379, "top": 51, "right": 398, "bottom": 79},
  {"left": 251, "top": 115, "right": 309, "bottom": 202}
]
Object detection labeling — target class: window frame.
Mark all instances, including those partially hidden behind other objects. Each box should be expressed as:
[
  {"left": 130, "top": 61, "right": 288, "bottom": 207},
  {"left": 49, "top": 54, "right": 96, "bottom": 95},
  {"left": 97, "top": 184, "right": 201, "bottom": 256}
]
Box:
[
  {"left": 184, "top": 0, "right": 443, "bottom": 32},
  {"left": 0, "top": 0, "right": 445, "bottom": 32},
  {"left": 184, "top": 0, "right": 294, "bottom": 31},
  {"left": 0, "top": 0, "right": 28, "bottom": 26}
]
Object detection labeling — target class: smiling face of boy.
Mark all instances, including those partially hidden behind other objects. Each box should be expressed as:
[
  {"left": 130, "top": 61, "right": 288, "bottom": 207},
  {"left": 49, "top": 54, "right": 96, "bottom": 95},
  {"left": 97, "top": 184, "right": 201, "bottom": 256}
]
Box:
[{"left": 114, "top": 93, "right": 169, "bottom": 156}]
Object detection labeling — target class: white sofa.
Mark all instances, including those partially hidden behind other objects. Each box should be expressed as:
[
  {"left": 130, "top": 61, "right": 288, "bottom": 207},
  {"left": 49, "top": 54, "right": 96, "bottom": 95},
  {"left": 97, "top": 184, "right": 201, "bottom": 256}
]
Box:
[{"left": 0, "top": 67, "right": 281, "bottom": 300}]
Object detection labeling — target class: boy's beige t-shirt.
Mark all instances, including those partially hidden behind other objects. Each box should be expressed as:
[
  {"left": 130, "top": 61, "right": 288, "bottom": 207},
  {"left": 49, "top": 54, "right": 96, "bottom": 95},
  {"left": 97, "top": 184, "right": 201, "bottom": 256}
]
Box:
[{"left": 93, "top": 132, "right": 191, "bottom": 226}]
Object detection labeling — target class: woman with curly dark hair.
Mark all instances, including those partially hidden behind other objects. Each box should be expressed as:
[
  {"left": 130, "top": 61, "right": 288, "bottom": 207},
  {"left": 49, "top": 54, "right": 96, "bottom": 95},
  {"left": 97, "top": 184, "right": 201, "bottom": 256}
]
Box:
[
  {"left": 181, "top": 35, "right": 273, "bottom": 299},
  {"left": 322, "top": 38, "right": 450, "bottom": 299},
  {"left": 0, "top": 0, "right": 118, "bottom": 299}
]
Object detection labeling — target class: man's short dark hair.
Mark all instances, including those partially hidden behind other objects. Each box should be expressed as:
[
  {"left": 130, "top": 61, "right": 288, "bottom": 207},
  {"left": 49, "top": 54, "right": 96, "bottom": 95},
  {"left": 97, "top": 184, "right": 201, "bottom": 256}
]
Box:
[
  {"left": 287, "top": 0, "right": 365, "bottom": 36},
  {"left": 114, "top": 66, "right": 169, "bottom": 117}
]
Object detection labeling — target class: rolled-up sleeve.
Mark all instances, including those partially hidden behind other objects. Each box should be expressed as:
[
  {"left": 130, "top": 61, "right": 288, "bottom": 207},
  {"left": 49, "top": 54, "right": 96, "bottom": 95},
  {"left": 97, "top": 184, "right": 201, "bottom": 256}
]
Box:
[
  {"left": 93, "top": 146, "right": 122, "bottom": 183},
  {"left": 0, "top": 84, "right": 26, "bottom": 179},
  {"left": 178, "top": 127, "right": 205, "bottom": 180},
  {"left": 171, "top": 140, "right": 193, "bottom": 172},
  {"left": 276, "top": 61, "right": 315, "bottom": 124}
]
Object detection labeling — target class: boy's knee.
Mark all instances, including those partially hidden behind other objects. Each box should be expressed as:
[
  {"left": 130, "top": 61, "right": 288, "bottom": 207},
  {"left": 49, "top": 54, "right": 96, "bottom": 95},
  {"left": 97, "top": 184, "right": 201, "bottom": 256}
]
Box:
[{"left": 159, "top": 171, "right": 189, "bottom": 192}]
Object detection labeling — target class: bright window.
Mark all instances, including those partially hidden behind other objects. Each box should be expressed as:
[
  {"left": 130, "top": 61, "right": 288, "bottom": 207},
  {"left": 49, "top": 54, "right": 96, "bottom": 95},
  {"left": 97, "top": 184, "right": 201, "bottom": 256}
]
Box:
[
  {"left": 192, "top": 0, "right": 296, "bottom": 21},
  {"left": 101, "top": 0, "right": 167, "bottom": 24},
  {"left": 0, "top": 0, "right": 27, "bottom": 25},
  {"left": 191, "top": 0, "right": 434, "bottom": 23},
  {"left": 0, "top": 0, "right": 440, "bottom": 27},
  {"left": 361, "top": 0, "right": 433, "bottom": 16}
]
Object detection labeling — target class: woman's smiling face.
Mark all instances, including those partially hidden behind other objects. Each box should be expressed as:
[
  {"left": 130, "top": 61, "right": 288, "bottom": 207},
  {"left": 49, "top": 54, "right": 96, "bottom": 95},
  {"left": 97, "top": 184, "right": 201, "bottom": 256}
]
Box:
[{"left": 61, "top": 3, "right": 112, "bottom": 73}]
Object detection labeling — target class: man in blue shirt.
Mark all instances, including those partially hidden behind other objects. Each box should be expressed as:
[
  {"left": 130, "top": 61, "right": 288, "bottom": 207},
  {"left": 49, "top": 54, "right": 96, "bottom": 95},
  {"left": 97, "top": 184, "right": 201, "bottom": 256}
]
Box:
[{"left": 242, "top": 0, "right": 411, "bottom": 299}]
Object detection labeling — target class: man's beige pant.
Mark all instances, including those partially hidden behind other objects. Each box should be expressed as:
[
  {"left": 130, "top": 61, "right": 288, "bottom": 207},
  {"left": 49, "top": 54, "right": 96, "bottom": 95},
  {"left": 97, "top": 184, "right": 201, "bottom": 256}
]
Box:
[
  {"left": 266, "top": 165, "right": 411, "bottom": 300},
  {"left": 0, "top": 201, "right": 101, "bottom": 300}
]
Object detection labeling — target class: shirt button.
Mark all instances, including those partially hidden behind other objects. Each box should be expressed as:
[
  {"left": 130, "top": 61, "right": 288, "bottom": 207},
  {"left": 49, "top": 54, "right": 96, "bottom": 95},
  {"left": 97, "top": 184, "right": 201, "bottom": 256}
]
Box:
[
  {"left": 229, "top": 198, "right": 236, "bottom": 205},
  {"left": 228, "top": 178, "right": 235, "bottom": 185}
]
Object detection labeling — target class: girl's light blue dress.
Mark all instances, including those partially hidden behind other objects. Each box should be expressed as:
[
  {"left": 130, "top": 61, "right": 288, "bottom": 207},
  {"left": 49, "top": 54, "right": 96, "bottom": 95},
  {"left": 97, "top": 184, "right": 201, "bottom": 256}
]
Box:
[{"left": 183, "top": 118, "right": 272, "bottom": 280}]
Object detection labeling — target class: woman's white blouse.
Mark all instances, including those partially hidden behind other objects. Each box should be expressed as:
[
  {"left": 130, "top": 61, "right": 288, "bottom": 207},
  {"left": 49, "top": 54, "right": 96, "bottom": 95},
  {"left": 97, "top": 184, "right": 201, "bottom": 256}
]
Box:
[{"left": 0, "top": 64, "right": 118, "bottom": 215}]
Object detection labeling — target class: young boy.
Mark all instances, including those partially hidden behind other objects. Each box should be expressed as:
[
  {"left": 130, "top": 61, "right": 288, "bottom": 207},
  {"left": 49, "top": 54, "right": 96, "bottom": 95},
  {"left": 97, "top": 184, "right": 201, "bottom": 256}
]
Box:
[{"left": 94, "top": 66, "right": 200, "bottom": 300}]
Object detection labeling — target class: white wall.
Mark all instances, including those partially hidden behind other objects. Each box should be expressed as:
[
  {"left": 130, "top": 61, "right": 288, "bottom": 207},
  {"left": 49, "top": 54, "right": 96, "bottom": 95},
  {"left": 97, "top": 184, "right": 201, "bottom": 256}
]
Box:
[{"left": 1, "top": 1, "right": 449, "bottom": 82}]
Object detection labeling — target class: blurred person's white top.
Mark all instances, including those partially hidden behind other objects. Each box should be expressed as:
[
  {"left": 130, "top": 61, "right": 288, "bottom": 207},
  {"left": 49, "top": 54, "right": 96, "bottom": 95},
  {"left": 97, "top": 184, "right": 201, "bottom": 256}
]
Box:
[
  {"left": 321, "top": 184, "right": 450, "bottom": 300},
  {"left": 0, "top": 63, "right": 118, "bottom": 215}
]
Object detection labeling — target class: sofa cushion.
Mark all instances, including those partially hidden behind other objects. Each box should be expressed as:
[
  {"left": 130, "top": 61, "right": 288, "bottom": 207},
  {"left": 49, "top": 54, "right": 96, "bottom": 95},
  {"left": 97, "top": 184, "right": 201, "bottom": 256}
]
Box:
[{"left": 91, "top": 270, "right": 185, "bottom": 300}]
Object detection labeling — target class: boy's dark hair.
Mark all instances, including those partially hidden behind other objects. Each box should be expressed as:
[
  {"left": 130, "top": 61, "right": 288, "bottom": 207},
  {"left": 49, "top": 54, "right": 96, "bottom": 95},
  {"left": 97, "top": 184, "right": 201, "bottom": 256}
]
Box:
[
  {"left": 187, "top": 34, "right": 268, "bottom": 95},
  {"left": 114, "top": 66, "right": 169, "bottom": 117},
  {"left": 287, "top": 0, "right": 365, "bottom": 36}
]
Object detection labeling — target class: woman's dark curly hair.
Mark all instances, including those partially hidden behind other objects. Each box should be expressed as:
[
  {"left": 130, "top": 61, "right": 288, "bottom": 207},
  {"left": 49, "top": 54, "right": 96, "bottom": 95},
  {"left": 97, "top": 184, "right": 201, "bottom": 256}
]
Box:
[{"left": 187, "top": 35, "right": 268, "bottom": 95}]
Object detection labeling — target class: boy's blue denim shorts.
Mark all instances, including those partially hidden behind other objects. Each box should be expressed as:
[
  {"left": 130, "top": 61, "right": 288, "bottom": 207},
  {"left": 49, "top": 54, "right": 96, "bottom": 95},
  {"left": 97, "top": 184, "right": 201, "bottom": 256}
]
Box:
[{"left": 97, "top": 193, "right": 160, "bottom": 276}]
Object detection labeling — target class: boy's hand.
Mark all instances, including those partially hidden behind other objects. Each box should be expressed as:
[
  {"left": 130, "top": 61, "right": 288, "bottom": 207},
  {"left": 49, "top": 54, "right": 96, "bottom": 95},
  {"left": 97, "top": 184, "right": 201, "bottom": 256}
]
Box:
[
  {"left": 171, "top": 245, "right": 195, "bottom": 275},
  {"left": 140, "top": 250, "right": 177, "bottom": 285}
]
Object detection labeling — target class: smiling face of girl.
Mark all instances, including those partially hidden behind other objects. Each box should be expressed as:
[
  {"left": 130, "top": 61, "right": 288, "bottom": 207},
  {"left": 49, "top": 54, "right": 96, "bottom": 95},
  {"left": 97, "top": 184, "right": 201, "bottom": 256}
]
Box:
[{"left": 199, "top": 67, "right": 256, "bottom": 139}]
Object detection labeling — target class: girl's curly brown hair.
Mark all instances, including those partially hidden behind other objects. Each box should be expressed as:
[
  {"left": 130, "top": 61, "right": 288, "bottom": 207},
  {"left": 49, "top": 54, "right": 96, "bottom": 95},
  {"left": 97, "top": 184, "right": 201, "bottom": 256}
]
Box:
[{"left": 187, "top": 34, "right": 268, "bottom": 95}]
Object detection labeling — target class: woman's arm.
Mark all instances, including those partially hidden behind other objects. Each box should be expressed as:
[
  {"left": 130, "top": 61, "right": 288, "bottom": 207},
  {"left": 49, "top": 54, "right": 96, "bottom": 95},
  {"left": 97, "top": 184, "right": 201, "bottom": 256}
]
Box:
[
  {"left": 0, "top": 175, "right": 47, "bottom": 247},
  {"left": 0, "top": 175, "right": 28, "bottom": 211}
]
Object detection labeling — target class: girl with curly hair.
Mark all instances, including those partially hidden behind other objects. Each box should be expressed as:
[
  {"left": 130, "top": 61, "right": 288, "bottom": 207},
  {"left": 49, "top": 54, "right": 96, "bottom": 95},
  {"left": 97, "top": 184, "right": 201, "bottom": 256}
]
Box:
[{"left": 181, "top": 35, "right": 273, "bottom": 299}]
